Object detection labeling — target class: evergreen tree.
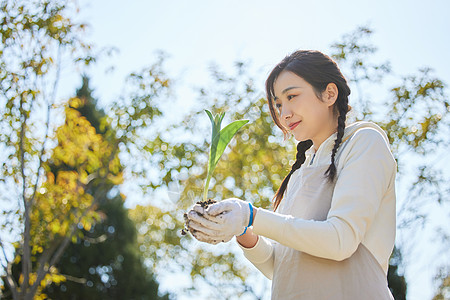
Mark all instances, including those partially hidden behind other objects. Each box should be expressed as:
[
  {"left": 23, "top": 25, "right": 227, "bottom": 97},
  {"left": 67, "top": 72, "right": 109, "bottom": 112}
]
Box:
[
  {"left": 42, "top": 76, "right": 170, "bottom": 299},
  {"left": 387, "top": 246, "right": 407, "bottom": 300}
]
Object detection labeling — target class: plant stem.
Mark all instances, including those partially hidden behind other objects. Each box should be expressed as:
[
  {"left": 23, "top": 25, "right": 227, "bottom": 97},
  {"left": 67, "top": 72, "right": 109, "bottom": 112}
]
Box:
[{"left": 203, "top": 175, "right": 211, "bottom": 202}]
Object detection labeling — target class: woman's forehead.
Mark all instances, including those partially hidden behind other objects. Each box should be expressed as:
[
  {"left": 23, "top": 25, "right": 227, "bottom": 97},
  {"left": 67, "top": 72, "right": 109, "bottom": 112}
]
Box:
[
  {"left": 274, "top": 72, "right": 307, "bottom": 89},
  {"left": 273, "top": 72, "right": 307, "bottom": 100}
]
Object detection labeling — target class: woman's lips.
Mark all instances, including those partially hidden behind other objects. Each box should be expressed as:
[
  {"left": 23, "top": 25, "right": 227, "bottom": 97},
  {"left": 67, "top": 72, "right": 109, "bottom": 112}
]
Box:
[{"left": 289, "top": 121, "right": 301, "bottom": 130}]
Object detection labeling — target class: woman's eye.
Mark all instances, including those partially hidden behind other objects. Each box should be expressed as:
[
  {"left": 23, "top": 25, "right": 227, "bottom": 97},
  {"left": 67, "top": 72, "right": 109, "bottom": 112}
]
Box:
[
  {"left": 287, "top": 95, "right": 296, "bottom": 100},
  {"left": 275, "top": 103, "right": 281, "bottom": 108}
]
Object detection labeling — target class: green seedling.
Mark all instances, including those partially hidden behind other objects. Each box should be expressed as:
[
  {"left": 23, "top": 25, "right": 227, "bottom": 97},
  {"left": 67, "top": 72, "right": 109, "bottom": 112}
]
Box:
[
  {"left": 181, "top": 110, "right": 249, "bottom": 235},
  {"left": 203, "top": 109, "right": 249, "bottom": 202}
]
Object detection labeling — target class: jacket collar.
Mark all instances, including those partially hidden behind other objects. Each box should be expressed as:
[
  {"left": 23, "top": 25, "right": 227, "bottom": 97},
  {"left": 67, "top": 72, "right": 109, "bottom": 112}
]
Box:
[{"left": 304, "top": 121, "right": 389, "bottom": 165}]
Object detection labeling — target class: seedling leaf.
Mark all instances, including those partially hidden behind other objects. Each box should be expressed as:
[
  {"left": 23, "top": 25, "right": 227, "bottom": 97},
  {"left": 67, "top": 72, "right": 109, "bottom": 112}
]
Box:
[{"left": 203, "top": 110, "right": 249, "bottom": 202}]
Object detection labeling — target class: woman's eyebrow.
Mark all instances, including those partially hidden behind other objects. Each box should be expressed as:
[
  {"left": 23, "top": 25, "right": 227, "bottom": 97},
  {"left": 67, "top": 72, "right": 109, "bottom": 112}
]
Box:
[{"left": 274, "top": 86, "right": 302, "bottom": 101}]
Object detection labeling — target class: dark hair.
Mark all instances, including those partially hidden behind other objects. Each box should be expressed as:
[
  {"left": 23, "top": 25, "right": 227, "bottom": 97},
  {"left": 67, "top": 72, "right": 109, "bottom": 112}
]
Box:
[{"left": 265, "top": 50, "right": 352, "bottom": 212}]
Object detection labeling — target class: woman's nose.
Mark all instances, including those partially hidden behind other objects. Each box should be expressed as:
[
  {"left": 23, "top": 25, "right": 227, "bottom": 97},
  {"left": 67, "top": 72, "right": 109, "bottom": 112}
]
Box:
[{"left": 280, "top": 106, "right": 292, "bottom": 120}]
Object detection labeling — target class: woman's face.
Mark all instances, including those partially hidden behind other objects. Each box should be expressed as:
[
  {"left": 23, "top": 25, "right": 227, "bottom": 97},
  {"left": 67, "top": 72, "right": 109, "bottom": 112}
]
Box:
[{"left": 272, "top": 70, "right": 338, "bottom": 150}]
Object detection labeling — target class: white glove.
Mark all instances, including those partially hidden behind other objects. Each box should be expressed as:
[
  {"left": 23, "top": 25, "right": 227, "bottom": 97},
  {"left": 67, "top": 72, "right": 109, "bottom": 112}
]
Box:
[
  {"left": 185, "top": 207, "right": 234, "bottom": 244},
  {"left": 188, "top": 198, "right": 254, "bottom": 239}
]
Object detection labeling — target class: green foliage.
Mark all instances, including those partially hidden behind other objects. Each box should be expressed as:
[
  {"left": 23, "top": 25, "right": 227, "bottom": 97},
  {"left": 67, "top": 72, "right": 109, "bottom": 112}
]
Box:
[
  {"left": 0, "top": 1, "right": 171, "bottom": 298},
  {"left": 204, "top": 109, "right": 249, "bottom": 202},
  {"left": 1, "top": 75, "right": 171, "bottom": 299},
  {"left": 42, "top": 77, "right": 169, "bottom": 299},
  {"left": 0, "top": 0, "right": 99, "bottom": 298},
  {"left": 44, "top": 174, "right": 168, "bottom": 300}
]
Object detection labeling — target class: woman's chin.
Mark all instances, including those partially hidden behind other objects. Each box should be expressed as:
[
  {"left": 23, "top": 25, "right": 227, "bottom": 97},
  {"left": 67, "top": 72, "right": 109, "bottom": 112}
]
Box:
[
  {"left": 292, "top": 132, "right": 306, "bottom": 141},
  {"left": 293, "top": 133, "right": 312, "bottom": 143}
]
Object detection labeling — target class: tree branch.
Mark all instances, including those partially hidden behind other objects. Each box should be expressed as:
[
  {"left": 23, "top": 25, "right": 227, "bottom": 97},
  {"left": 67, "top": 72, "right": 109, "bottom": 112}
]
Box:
[
  {"left": 29, "top": 44, "right": 62, "bottom": 209},
  {"left": 59, "top": 273, "right": 87, "bottom": 284},
  {"left": 19, "top": 90, "right": 32, "bottom": 298},
  {"left": 0, "top": 239, "right": 19, "bottom": 299}
]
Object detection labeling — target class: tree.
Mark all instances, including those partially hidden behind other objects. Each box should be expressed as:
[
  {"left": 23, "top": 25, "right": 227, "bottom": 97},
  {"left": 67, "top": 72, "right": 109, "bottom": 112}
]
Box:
[
  {"left": 39, "top": 77, "right": 169, "bottom": 299},
  {"left": 387, "top": 246, "right": 407, "bottom": 300},
  {"left": 1, "top": 81, "right": 120, "bottom": 299},
  {"left": 0, "top": 1, "right": 100, "bottom": 298},
  {"left": 0, "top": 1, "right": 171, "bottom": 298}
]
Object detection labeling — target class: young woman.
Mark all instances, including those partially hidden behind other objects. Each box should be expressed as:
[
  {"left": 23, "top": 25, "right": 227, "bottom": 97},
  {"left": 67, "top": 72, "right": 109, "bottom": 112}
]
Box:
[{"left": 186, "top": 50, "right": 397, "bottom": 299}]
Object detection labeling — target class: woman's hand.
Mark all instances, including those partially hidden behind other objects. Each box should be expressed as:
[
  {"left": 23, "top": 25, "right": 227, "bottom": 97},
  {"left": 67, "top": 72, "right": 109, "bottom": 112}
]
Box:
[
  {"left": 187, "top": 198, "right": 254, "bottom": 242},
  {"left": 185, "top": 206, "right": 234, "bottom": 244}
]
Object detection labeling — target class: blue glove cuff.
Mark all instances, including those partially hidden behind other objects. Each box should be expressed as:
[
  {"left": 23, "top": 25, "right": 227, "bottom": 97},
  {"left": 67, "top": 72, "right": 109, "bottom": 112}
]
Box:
[
  {"left": 237, "top": 227, "right": 247, "bottom": 236},
  {"left": 237, "top": 202, "right": 253, "bottom": 237},
  {"left": 248, "top": 202, "right": 254, "bottom": 227}
]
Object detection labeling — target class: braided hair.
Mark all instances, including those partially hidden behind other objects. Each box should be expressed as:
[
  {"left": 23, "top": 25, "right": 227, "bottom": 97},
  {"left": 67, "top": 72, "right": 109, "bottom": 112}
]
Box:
[{"left": 265, "top": 50, "right": 352, "bottom": 212}]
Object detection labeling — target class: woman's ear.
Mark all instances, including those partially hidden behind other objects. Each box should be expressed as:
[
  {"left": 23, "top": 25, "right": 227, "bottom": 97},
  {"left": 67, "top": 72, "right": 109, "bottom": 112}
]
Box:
[{"left": 323, "top": 83, "right": 338, "bottom": 107}]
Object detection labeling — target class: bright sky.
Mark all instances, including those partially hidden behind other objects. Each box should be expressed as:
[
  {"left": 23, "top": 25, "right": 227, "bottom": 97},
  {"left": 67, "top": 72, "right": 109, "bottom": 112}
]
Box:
[{"left": 56, "top": 0, "right": 450, "bottom": 299}]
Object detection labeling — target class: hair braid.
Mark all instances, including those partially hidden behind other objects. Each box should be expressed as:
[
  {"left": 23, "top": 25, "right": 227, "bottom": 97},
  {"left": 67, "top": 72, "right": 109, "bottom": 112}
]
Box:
[
  {"left": 272, "top": 139, "right": 313, "bottom": 211},
  {"left": 324, "top": 99, "right": 349, "bottom": 183}
]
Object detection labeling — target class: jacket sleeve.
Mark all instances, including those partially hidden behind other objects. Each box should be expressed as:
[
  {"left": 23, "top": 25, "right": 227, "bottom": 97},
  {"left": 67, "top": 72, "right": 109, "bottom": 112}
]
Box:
[
  {"left": 236, "top": 235, "right": 275, "bottom": 280},
  {"left": 251, "top": 128, "right": 397, "bottom": 261}
]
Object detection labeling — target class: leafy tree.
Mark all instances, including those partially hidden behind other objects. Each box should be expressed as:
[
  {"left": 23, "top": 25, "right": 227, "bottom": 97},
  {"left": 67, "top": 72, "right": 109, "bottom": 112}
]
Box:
[
  {"left": 1, "top": 81, "right": 120, "bottom": 299},
  {"left": 0, "top": 1, "right": 100, "bottom": 298},
  {"left": 39, "top": 77, "right": 169, "bottom": 299},
  {"left": 0, "top": 0, "right": 171, "bottom": 298}
]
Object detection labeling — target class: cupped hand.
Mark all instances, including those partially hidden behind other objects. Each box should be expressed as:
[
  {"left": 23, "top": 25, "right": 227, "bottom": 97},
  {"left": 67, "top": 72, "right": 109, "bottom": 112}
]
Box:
[
  {"left": 188, "top": 198, "right": 252, "bottom": 239},
  {"left": 186, "top": 206, "right": 234, "bottom": 244}
]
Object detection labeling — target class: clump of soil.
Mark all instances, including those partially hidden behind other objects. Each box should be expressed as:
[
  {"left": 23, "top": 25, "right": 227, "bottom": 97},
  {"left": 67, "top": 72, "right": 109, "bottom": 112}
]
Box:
[{"left": 181, "top": 198, "right": 217, "bottom": 236}]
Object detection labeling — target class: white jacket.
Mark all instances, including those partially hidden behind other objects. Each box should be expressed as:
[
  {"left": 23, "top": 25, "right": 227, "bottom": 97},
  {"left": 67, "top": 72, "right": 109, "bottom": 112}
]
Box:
[{"left": 237, "top": 120, "right": 397, "bottom": 280}]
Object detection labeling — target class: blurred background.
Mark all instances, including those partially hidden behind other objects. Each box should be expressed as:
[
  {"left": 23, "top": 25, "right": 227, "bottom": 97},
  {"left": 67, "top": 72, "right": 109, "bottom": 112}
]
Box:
[{"left": 1, "top": 0, "right": 449, "bottom": 299}]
